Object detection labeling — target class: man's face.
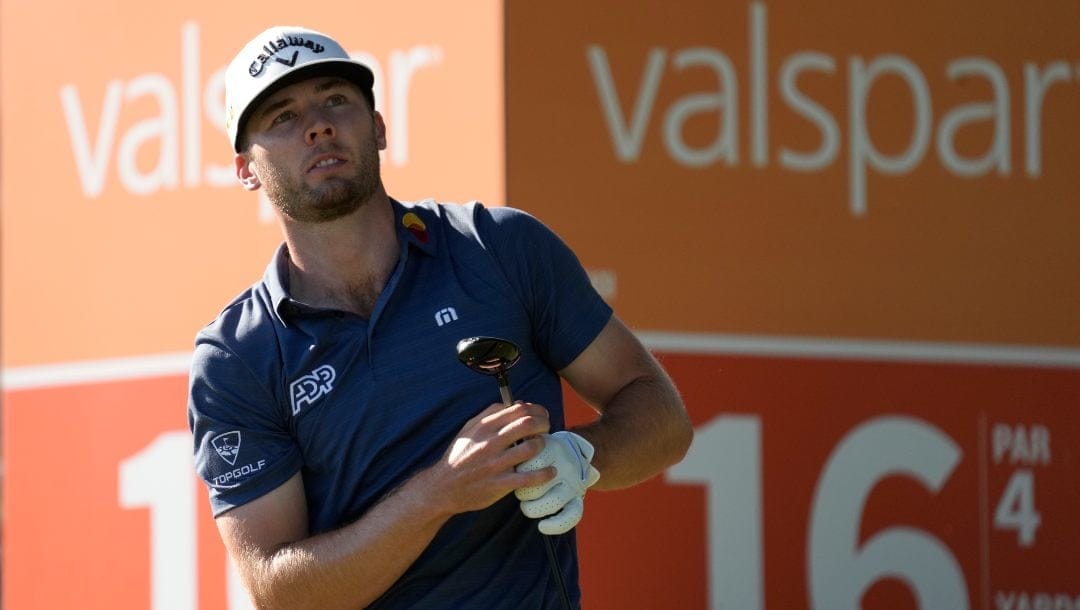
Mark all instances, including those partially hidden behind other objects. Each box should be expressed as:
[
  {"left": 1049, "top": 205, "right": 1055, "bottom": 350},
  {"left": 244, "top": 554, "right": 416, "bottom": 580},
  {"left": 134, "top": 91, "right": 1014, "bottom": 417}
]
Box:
[{"left": 236, "top": 76, "right": 386, "bottom": 223}]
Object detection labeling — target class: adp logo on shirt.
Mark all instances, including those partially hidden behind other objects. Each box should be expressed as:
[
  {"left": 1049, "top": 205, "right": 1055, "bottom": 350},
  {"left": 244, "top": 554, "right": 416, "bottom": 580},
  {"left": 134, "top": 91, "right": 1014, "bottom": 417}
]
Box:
[{"left": 290, "top": 364, "right": 337, "bottom": 415}]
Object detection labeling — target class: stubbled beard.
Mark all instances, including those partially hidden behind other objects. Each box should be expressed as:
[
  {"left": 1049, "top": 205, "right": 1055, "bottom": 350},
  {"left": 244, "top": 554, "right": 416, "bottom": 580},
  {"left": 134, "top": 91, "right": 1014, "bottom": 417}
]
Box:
[{"left": 261, "top": 140, "right": 381, "bottom": 223}]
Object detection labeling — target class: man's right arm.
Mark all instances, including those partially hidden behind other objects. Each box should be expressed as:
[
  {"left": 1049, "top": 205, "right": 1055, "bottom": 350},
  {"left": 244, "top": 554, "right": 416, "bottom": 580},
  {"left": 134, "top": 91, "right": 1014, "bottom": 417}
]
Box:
[{"left": 217, "top": 401, "right": 556, "bottom": 610}]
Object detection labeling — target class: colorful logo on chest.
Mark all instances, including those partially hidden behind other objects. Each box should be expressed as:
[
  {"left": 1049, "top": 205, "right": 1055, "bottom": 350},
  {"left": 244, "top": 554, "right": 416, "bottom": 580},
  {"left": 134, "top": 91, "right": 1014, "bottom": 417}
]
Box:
[{"left": 402, "top": 212, "right": 429, "bottom": 244}]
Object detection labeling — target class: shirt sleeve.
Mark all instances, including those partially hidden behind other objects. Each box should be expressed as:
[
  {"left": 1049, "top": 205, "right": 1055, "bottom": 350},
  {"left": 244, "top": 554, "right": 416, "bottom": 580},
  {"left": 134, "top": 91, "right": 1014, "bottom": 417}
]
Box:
[
  {"left": 187, "top": 336, "right": 303, "bottom": 517},
  {"left": 477, "top": 205, "right": 613, "bottom": 371}
]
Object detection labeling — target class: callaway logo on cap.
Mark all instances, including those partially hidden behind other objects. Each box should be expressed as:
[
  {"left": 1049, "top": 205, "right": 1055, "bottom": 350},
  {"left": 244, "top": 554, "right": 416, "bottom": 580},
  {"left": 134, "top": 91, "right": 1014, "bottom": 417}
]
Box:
[
  {"left": 246, "top": 34, "right": 327, "bottom": 78},
  {"left": 224, "top": 25, "right": 375, "bottom": 152}
]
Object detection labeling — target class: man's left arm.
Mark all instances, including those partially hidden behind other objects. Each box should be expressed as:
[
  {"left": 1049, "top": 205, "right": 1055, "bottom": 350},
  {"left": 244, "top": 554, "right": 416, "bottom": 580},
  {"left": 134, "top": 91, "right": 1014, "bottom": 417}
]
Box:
[{"left": 559, "top": 315, "right": 693, "bottom": 490}]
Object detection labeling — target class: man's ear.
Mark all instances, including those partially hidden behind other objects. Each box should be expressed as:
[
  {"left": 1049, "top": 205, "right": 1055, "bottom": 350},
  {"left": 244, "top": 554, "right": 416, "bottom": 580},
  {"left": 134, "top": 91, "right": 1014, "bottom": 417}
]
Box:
[
  {"left": 235, "top": 153, "right": 261, "bottom": 191},
  {"left": 373, "top": 111, "right": 388, "bottom": 151}
]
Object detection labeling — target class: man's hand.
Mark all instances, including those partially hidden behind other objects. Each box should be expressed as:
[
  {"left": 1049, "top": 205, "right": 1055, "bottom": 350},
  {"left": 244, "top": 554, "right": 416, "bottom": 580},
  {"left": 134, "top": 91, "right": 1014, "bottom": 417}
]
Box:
[
  {"left": 514, "top": 431, "right": 601, "bottom": 535},
  {"left": 429, "top": 401, "right": 556, "bottom": 517}
]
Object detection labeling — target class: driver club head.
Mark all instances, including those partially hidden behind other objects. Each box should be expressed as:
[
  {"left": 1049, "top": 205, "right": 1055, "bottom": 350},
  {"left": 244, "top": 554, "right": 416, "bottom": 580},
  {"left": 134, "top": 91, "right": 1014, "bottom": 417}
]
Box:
[{"left": 456, "top": 336, "right": 522, "bottom": 375}]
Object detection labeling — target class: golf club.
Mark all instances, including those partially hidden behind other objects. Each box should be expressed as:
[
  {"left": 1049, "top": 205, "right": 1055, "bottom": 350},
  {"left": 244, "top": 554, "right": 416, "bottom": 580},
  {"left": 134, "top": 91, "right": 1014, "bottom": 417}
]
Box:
[{"left": 456, "top": 336, "right": 574, "bottom": 610}]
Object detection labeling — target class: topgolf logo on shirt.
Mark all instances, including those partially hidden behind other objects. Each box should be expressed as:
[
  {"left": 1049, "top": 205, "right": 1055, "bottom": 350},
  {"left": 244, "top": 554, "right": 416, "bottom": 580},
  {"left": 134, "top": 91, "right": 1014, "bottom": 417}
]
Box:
[
  {"left": 211, "top": 431, "right": 241, "bottom": 466},
  {"left": 290, "top": 364, "right": 337, "bottom": 415}
]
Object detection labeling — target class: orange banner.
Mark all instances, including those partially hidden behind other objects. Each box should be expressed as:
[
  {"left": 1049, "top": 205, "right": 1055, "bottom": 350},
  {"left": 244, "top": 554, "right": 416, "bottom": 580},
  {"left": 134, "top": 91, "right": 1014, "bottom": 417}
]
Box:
[
  {"left": 507, "top": 0, "right": 1080, "bottom": 346},
  {"left": 0, "top": 1, "right": 502, "bottom": 367}
]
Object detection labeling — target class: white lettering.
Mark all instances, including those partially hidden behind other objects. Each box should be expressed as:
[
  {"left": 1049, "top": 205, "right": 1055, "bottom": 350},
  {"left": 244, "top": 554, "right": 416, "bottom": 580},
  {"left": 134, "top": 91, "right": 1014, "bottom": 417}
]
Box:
[
  {"left": 116, "top": 74, "right": 180, "bottom": 196},
  {"left": 1024, "top": 61, "right": 1072, "bottom": 177},
  {"left": 388, "top": 45, "right": 442, "bottom": 166},
  {"left": 997, "top": 592, "right": 1080, "bottom": 610},
  {"left": 993, "top": 469, "right": 1041, "bottom": 546},
  {"left": 211, "top": 459, "right": 267, "bottom": 486},
  {"left": 937, "top": 57, "right": 1011, "bottom": 177},
  {"left": 587, "top": 45, "right": 667, "bottom": 162},
  {"left": 663, "top": 47, "right": 737, "bottom": 167},
  {"left": 182, "top": 21, "right": 201, "bottom": 187},
  {"left": 848, "top": 54, "right": 932, "bottom": 216},
  {"left": 749, "top": 1, "right": 768, "bottom": 167},
  {"left": 586, "top": 1, "right": 1080, "bottom": 216},
  {"left": 778, "top": 52, "right": 839, "bottom": 172},
  {"left": 61, "top": 22, "right": 441, "bottom": 203},
  {"left": 352, "top": 50, "right": 385, "bottom": 118},
  {"left": 60, "top": 80, "right": 124, "bottom": 198},
  {"left": 201, "top": 66, "right": 234, "bottom": 187},
  {"left": 992, "top": 423, "right": 1052, "bottom": 465},
  {"left": 808, "top": 416, "right": 967, "bottom": 610}
]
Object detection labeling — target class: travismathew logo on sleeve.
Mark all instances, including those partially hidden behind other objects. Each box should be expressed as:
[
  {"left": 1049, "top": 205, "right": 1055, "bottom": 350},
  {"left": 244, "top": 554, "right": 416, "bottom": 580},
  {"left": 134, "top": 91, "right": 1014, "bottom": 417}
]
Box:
[{"left": 248, "top": 35, "right": 327, "bottom": 77}]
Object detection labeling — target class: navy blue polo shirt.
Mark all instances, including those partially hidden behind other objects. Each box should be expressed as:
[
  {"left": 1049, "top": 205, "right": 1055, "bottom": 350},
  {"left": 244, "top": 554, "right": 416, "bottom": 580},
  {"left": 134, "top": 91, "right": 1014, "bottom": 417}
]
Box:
[{"left": 188, "top": 199, "right": 612, "bottom": 609}]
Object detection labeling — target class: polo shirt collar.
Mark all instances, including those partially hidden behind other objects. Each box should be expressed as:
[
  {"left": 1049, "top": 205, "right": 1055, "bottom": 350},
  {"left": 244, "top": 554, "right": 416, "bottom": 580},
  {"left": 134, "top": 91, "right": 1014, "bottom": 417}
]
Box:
[
  {"left": 391, "top": 198, "right": 438, "bottom": 257},
  {"left": 265, "top": 243, "right": 296, "bottom": 325},
  {"left": 265, "top": 198, "right": 440, "bottom": 325}
]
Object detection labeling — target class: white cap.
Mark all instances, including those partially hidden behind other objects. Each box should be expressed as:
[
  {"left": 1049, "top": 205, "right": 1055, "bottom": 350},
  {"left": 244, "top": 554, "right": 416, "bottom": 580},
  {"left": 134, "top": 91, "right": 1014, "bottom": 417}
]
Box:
[{"left": 224, "top": 26, "right": 375, "bottom": 152}]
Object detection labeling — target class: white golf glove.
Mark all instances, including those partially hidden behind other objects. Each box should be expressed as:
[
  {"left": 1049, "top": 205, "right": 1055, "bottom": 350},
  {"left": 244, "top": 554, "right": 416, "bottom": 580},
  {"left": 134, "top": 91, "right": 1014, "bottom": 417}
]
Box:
[{"left": 515, "top": 431, "right": 601, "bottom": 535}]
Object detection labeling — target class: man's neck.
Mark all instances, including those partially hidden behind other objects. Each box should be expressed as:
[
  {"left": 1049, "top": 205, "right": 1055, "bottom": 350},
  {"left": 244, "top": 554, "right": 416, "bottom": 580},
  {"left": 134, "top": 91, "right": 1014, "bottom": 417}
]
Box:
[{"left": 281, "top": 193, "right": 399, "bottom": 317}]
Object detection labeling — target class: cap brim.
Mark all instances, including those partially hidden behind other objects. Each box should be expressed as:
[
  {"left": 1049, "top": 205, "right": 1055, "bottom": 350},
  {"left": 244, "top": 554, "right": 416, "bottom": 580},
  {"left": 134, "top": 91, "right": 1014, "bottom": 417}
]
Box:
[{"left": 233, "top": 59, "right": 375, "bottom": 152}]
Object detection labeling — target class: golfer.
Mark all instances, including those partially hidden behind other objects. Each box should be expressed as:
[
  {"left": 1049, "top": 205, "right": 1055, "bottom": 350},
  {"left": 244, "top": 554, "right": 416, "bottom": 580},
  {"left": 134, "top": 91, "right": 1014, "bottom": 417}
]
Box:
[{"left": 188, "top": 25, "right": 692, "bottom": 609}]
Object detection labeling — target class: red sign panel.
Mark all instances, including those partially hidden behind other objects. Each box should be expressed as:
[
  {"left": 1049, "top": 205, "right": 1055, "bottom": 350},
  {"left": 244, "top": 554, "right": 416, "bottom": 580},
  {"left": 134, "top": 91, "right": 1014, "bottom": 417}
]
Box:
[
  {"left": 6, "top": 350, "right": 1078, "bottom": 609},
  {"left": 567, "top": 352, "right": 1080, "bottom": 609}
]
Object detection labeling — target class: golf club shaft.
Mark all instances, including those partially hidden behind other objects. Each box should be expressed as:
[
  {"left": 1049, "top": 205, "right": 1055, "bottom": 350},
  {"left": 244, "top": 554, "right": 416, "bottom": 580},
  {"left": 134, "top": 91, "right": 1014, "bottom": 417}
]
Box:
[
  {"left": 499, "top": 381, "right": 573, "bottom": 610},
  {"left": 499, "top": 383, "right": 514, "bottom": 407},
  {"left": 456, "top": 337, "right": 574, "bottom": 609}
]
